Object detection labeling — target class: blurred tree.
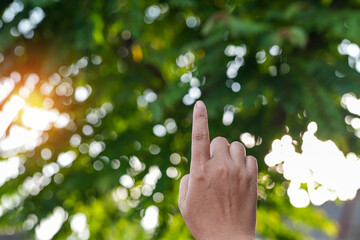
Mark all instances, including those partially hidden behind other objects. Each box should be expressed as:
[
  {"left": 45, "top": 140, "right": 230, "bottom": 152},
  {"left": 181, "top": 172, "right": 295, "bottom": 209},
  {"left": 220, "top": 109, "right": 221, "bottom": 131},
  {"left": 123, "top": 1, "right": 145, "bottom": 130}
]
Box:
[{"left": 1, "top": 0, "right": 360, "bottom": 239}]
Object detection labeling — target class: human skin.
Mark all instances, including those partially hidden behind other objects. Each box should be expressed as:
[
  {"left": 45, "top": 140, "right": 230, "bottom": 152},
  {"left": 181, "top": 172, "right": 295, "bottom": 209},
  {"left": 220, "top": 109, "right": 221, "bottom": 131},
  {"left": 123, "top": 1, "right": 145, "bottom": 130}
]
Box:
[{"left": 178, "top": 100, "right": 258, "bottom": 240}]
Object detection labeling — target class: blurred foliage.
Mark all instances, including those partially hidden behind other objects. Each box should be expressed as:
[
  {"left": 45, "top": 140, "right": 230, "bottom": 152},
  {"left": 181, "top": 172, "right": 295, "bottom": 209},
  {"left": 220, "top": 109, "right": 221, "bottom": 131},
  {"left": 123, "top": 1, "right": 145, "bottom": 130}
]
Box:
[{"left": 2, "top": 0, "right": 360, "bottom": 239}]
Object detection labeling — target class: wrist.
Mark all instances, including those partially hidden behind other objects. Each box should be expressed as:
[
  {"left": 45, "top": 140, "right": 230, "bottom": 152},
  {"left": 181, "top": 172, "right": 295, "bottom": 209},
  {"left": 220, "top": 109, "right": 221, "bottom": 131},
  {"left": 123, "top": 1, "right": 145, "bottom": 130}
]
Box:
[
  {"left": 228, "top": 233, "right": 255, "bottom": 240},
  {"left": 197, "top": 232, "right": 255, "bottom": 240}
]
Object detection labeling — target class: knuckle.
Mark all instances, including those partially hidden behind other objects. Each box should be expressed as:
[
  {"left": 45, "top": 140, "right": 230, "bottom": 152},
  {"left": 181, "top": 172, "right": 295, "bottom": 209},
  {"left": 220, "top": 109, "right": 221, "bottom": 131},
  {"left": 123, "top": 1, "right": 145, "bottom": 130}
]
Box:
[
  {"left": 248, "top": 155, "right": 257, "bottom": 162},
  {"left": 242, "top": 172, "right": 252, "bottom": 182},
  {"left": 211, "top": 136, "right": 229, "bottom": 145},
  {"left": 180, "top": 174, "right": 190, "bottom": 183},
  {"left": 193, "top": 131, "right": 209, "bottom": 141},
  {"left": 231, "top": 141, "right": 245, "bottom": 150},
  {"left": 218, "top": 165, "right": 230, "bottom": 177},
  {"left": 195, "top": 110, "right": 208, "bottom": 120},
  {"left": 247, "top": 156, "right": 258, "bottom": 170},
  {"left": 193, "top": 173, "right": 206, "bottom": 182},
  {"left": 230, "top": 164, "right": 240, "bottom": 175}
]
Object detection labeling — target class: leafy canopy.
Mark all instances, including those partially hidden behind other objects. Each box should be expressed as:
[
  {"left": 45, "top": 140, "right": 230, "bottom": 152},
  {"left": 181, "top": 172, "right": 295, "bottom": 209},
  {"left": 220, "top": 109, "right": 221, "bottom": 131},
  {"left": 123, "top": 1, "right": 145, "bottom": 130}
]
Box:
[{"left": 1, "top": 0, "right": 360, "bottom": 239}]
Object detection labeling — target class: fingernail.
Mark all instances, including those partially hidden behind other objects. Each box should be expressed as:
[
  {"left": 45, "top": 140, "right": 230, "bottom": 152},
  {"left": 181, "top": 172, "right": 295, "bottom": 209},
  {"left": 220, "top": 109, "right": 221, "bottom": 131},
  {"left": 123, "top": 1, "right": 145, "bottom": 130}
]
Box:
[{"left": 196, "top": 100, "right": 205, "bottom": 109}]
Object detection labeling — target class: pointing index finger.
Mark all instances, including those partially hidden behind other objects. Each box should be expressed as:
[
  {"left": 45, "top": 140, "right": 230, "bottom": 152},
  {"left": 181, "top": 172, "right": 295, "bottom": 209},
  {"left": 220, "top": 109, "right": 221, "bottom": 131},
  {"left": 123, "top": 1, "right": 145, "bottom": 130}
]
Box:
[{"left": 191, "top": 100, "right": 210, "bottom": 172}]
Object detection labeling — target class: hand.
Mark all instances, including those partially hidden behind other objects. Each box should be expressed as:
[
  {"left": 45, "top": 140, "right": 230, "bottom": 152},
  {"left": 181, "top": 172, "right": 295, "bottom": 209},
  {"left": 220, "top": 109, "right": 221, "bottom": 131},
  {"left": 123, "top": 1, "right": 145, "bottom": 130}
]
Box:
[{"left": 178, "top": 100, "right": 258, "bottom": 240}]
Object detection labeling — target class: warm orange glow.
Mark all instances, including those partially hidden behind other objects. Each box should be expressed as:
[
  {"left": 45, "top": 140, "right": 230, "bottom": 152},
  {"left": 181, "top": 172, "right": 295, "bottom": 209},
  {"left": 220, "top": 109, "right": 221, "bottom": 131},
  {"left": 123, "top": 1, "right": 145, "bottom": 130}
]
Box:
[{"left": 0, "top": 72, "right": 71, "bottom": 158}]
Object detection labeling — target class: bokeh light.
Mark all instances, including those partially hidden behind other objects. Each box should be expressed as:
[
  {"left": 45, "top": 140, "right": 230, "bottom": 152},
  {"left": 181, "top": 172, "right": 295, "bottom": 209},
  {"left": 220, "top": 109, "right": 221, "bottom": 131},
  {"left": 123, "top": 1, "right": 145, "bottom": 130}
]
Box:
[
  {"left": 35, "top": 207, "right": 67, "bottom": 240},
  {"left": 265, "top": 122, "right": 360, "bottom": 208},
  {"left": 1, "top": 1, "right": 360, "bottom": 238}
]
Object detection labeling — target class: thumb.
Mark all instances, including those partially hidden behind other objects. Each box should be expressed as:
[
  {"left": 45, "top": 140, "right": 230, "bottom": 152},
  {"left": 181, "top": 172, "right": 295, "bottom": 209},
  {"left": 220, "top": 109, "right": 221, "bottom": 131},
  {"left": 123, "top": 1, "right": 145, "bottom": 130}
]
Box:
[{"left": 178, "top": 174, "right": 190, "bottom": 208}]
